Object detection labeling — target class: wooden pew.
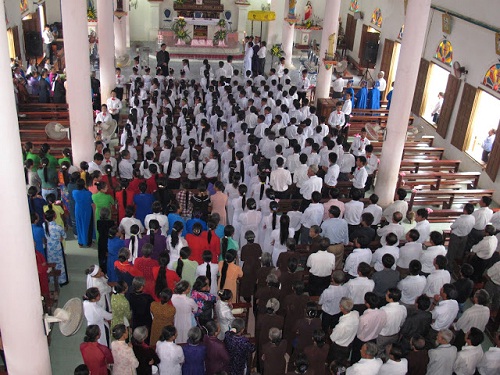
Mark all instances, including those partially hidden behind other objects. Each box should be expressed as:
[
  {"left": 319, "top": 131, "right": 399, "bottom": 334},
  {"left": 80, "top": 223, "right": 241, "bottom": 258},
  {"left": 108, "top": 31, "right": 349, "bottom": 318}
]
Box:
[
  {"left": 407, "top": 189, "right": 494, "bottom": 212},
  {"left": 18, "top": 103, "right": 69, "bottom": 111},
  {"left": 399, "top": 159, "right": 460, "bottom": 173},
  {"left": 18, "top": 111, "right": 70, "bottom": 120},
  {"left": 369, "top": 136, "right": 434, "bottom": 149},
  {"left": 397, "top": 172, "right": 481, "bottom": 191},
  {"left": 371, "top": 146, "right": 444, "bottom": 160}
]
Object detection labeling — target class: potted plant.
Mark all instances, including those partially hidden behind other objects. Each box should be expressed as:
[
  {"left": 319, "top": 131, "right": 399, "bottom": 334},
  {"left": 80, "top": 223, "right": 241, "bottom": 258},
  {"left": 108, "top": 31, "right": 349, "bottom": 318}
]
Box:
[
  {"left": 270, "top": 43, "right": 284, "bottom": 66},
  {"left": 172, "top": 17, "right": 192, "bottom": 44}
]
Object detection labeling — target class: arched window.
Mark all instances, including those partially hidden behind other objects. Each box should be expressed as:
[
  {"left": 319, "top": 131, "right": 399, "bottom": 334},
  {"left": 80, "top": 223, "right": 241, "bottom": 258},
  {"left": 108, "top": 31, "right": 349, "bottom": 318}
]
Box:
[
  {"left": 483, "top": 63, "right": 500, "bottom": 93},
  {"left": 435, "top": 39, "right": 453, "bottom": 65},
  {"left": 371, "top": 8, "right": 382, "bottom": 28}
]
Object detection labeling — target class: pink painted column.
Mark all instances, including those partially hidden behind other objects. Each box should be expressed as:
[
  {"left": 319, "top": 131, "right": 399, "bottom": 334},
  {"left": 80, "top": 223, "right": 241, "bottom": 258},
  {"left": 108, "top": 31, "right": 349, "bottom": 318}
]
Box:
[
  {"left": 315, "top": 0, "right": 341, "bottom": 100},
  {"left": 374, "top": 0, "right": 432, "bottom": 207},
  {"left": 0, "top": 4, "right": 52, "bottom": 374},
  {"left": 62, "top": 0, "right": 95, "bottom": 165},
  {"left": 97, "top": 0, "right": 116, "bottom": 102}
]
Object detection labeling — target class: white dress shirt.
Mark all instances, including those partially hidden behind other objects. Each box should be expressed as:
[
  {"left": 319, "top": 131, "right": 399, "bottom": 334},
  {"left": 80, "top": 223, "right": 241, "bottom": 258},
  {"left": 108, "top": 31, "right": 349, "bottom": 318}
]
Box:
[
  {"left": 300, "top": 202, "right": 324, "bottom": 228},
  {"left": 486, "top": 261, "right": 500, "bottom": 285},
  {"left": 414, "top": 219, "right": 431, "bottom": 243},
  {"left": 451, "top": 214, "right": 476, "bottom": 236},
  {"left": 203, "top": 159, "right": 219, "bottom": 179},
  {"left": 431, "top": 299, "right": 459, "bottom": 330},
  {"left": 357, "top": 308, "right": 387, "bottom": 342},
  {"left": 352, "top": 166, "right": 368, "bottom": 189},
  {"left": 269, "top": 168, "right": 292, "bottom": 192},
  {"left": 472, "top": 207, "right": 493, "bottom": 230},
  {"left": 453, "top": 345, "right": 484, "bottom": 375},
  {"left": 377, "top": 358, "right": 408, "bottom": 375},
  {"left": 344, "top": 248, "right": 373, "bottom": 278},
  {"left": 118, "top": 159, "right": 134, "bottom": 179},
  {"left": 342, "top": 98, "right": 352, "bottom": 116},
  {"left": 345, "top": 276, "right": 375, "bottom": 304},
  {"left": 372, "top": 246, "right": 399, "bottom": 272},
  {"left": 379, "top": 302, "right": 407, "bottom": 336},
  {"left": 106, "top": 97, "right": 122, "bottom": 115},
  {"left": 300, "top": 175, "right": 323, "bottom": 200},
  {"left": 382, "top": 200, "right": 409, "bottom": 222},
  {"left": 324, "top": 163, "right": 340, "bottom": 187},
  {"left": 420, "top": 245, "right": 447, "bottom": 274},
  {"left": 365, "top": 154, "right": 379, "bottom": 174},
  {"left": 363, "top": 204, "right": 382, "bottom": 226},
  {"left": 156, "top": 341, "right": 184, "bottom": 375},
  {"left": 351, "top": 136, "right": 370, "bottom": 157},
  {"left": 471, "top": 235, "right": 498, "bottom": 259},
  {"left": 319, "top": 285, "right": 347, "bottom": 315},
  {"left": 377, "top": 223, "right": 405, "bottom": 245},
  {"left": 423, "top": 269, "right": 451, "bottom": 297},
  {"left": 477, "top": 346, "right": 500, "bottom": 375},
  {"left": 328, "top": 110, "right": 345, "bottom": 127},
  {"left": 340, "top": 153, "right": 356, "bottom": 173},
  {"left": 344, "top": 200, "right": 364, "bottom": 225},
  {"left": 330, "top": 310, "right": 360, "bottom": 347},
  {"left": 378, "top": 77, "right": 387, "bottom": 92},
  {"left": 426, "top": 344, "right": 457, "bottom": 375},
  {"left": 307, "top": 250, "right": 336, "bottom": 277},
  {"left": 346, "top": 357, "right": 383, "bottom": 375},
  {"left": 144, "top": 213, "right": 169, "bottom": 236},
  {"left": 454, "top": 304, "right": 490, "bottom": 332},
  {"left": 396, "top": 242, "right": 423, "bottom": 268},
  {"left": 398, "top": 275, "right": 427, "bottom": 305},
  {"left": 332, "top": 77, "right": 345, "bottom": 93}
]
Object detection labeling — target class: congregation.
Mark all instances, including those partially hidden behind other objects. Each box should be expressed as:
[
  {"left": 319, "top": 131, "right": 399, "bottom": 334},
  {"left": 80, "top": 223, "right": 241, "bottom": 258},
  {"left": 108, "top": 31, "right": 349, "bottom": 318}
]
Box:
[{"left": 22, "top": 43, "right": 500, "bottom": 375}]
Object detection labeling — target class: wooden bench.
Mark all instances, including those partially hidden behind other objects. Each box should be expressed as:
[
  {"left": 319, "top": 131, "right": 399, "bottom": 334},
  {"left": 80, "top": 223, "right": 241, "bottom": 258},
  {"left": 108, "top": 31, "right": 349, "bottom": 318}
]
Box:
[
  {"left": 397, "top": 172, "right": 481, "bottom": 191},
  {"left": 18, "top": 103, "right": 69, "bottom": 111},
  {"left": 399, "top": 159, "right": 461, "bottom": 174},
  {"left": 408, "top": 189, "right": 494, "bottom": 211},
  {"left": 369, "top": 136, "right": 434, "bottom": 149},
  {"left": 18, "top": 111, "right": 70, "bottom": 120},
  {"left": 371, "top": 146, "right": 444, "bottom": 160}
]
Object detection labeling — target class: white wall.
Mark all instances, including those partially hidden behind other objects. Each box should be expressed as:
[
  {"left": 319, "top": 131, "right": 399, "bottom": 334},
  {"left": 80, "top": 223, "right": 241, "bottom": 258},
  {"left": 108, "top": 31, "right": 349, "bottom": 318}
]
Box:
[
  {"left": 5, "top": 0, "right": 27, "bottom": 62},
  {"left": 45, "top": 0, "right": 62, "bottom": 24}
]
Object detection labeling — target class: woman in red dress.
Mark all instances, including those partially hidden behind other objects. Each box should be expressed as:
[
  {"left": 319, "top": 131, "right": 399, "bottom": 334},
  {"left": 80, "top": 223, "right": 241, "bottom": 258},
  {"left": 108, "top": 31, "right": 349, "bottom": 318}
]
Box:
[{"left": 80, "top": 325, "right": 114, "bottom": 375}]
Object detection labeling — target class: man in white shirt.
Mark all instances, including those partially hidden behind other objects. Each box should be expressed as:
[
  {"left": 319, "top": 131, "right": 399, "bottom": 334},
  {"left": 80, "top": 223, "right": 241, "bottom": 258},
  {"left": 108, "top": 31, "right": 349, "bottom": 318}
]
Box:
[
  {"left": 470, "top": 225, "right": 498, "bottom": 279},
  {"left": 320, "top": 270, "right": 348, "bottom": 330},
  {"left": 454, "top": 289, "right": 491, "bottom": 350},
  {"left": 350, "top": 128, "right": 370, "bottom": 157},
  {"left": 145, "top": 201, "right": 169, "bottom": 236},
  {"left": 88, "top": 153, "right": 104, "bottom": 174},
  {"left": 343, "top": 92, "right": 353, "bottom": 124},
  {"left": 467, "top": 195, "right": 493, "bottom": 250},
  {"left": 118, "top": 150, "right": 134, "bottom": 180},
  {"left": 257, "top": 41, "right": 267, "bottom": 75},
  {"left": 430, "top": 91, "right": 444, "bottom": 123},
  {"left": 323, "top": 152, "right": 340, "bottom": 187},
  {"left": 306, "top": 237, "right": 336, "bottom": 296},
  {"left": 485, "top": 261, "right": 500, "bottom": 312},
  {"left": 42, "top": 24, "right": 55, "bottom": 64},
  {"left": 350, "top": 156, "right": 368, "bottom": 196},
  {"left": 331, "top": 73, "right": 345, "bottom": 98},
  {"left": 396, "top": 230, "right": 423, "bottom": 275},
  {"left": 299, "top": 165, "right": 323, "bottom": 201},
  {"left": 447, "top": 203, "right": 475, "bottom": 272},
  {"left": 371, "top": 233, "right": 400, "bottom": 271},
  {"left": 327, "top": 101, "right": 345, "bottom": 128},
  {"left": 413, "top": 208, "right": 431, "bottom": 244},
  {"left": 339, "top": 144, "right": 355, "bottom": 181},
  {"left": 344, "top": 189, "right": 365, "bottom": 235},
  {"left": 269, "top": 157, "right": 292, "bottom": 198},
  {"left": 423, "top": 255, "right": 451, "bottom": 297},
  {"left": 382, "top": 188, "right": 409, "bottom": 222},
  {"left": 431, "top": 283, "right": 459, "bottom": 331},
  {"left": 344, "top": 262, "right": 374, "bottom": 303},
  {"left": 378, "top": 343, "right": 408, "bottom": 375},
  {"left": 453, "top": 328, "right": 485, "bottom": 375},
  {"left": 420, "top": 231, "right": 447, "bottom": 274},
  {"left": 476, "top": 332, "right": 500, "bottom": 375},
  {"left": 223, "top": 55, "right": 234, "bottom": 78},
  {"left": 329, "top": 297, "right": 359, "bottom": 363},
  {"left": 377, "top": 71, "right": 387, "bottom": 92},
  {"left": 106, "top": 90, "right": 123, "bottom": 123},
  {"left": 377, "top": 288, "right": 407, "bottom": 353},
  {"left": 362, "top": 193, "right": 382, "bottom": 227},
  {"left": 346, "top": 342, "right": 383, "bottom": 375},
  {"left": 426, "top": 329, "right": 457, "bottom": 375},
  {"left": 482, "top": 128, "right": 496, "bottom": 163},
  {"left": 398, "top": 260, "right": 427, "bottom": 305},
  {"left": 377, "top": 211, "right": 405, "bottom": 246},
  {"left": 300, "top": 192, "right": 324, "bottom": 245},
  {"left": 297, "top": 69, "right": 310, "bottom": 105}
]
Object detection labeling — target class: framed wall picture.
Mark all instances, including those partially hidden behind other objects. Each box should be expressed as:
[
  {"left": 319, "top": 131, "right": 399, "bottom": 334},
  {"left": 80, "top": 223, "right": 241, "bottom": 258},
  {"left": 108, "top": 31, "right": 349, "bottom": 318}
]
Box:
[
  {"left": 196, "top": 0, "right": 203, "bottom": 5},
  {"left": 442, "top": 13, "right": 452, "bottom": 34}
]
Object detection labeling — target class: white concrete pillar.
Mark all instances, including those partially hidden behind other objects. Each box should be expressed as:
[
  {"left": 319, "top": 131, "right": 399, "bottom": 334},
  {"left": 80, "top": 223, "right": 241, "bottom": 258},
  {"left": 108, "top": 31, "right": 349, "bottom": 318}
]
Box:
[
  {"left": 282, "top": 21, "right": 295, "bottom": 68},
  {"left": 315, "top": 0, "right": 341, "bottom": 100},
  {"left": 235, "top": 1, "right": 251, "bottom": 41},
  {"left": 0, "top": 4, "right": 52, "bottom": 375},
  {"left": 374, "top": 0, "right": 432, "bottom": 207},
  {"left": 97, "top": 0, "right": 116, "bottom": 102},
  {"left": 149, "top": 1, "right": 161, "bottom": 41},
  {"left": 124, "top": 0, "right": 131, "bottom": 48},
  {"left": 62, "top": 0, "right": 95, "bottom": 165},
  {"left": 266, "top": 0, "right": 286, "bottom": 46},
  {"left": 114, "top": 1, "right": 128, "bottom": 60}
]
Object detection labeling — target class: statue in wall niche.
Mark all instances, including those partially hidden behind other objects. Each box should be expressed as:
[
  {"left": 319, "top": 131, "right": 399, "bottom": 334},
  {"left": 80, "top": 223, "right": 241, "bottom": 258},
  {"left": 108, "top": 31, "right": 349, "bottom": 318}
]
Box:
[
  {"left": 304, "top": 1, "right": 313, "bottom": 21},
  {"left": 327, "top": 33, "right": 336, "bottom": 58},
  {"left": 288, "top": 0, "right": 297, "bottom": 18}
]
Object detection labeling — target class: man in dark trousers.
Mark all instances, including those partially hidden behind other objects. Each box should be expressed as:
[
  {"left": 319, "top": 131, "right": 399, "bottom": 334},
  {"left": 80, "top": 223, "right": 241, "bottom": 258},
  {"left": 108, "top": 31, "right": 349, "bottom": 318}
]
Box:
[{"left": 156, "top": 43, "right": 170, "bottom": 76}]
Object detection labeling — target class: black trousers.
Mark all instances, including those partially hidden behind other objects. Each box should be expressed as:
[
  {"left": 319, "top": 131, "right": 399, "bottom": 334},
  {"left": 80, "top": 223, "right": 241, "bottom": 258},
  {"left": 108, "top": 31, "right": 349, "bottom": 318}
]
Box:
[{"left": 308, "top": 274, "right": 331, "bottom": 296}]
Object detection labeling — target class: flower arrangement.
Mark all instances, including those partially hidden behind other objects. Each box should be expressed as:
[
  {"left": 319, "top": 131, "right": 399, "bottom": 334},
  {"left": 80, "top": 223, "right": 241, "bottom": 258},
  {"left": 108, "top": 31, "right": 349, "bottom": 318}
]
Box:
[
  {"left": 174, "top": 0, "right": 185, "bottom": 4},
  {"left": 87, "top": 3, "right": 97, "bottom": 21},
  {"left": 217, "top": 19, "right": 226, "bottom": 28},
  {"left": 172, "top": 17, "right": 192, "bottom": 44},
  {"left": 270, "top": 44, "right": 284, "bottom": 58},
  {"left": 213, "top": 19, "right": 227, "bottom": 45}
]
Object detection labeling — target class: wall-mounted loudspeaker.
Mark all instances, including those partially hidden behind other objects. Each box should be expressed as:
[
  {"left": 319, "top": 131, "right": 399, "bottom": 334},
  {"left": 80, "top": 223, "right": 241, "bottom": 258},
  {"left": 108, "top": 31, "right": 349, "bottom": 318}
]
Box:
[{"left": 25, "top": 31, "right": 43, "bottom": 57}]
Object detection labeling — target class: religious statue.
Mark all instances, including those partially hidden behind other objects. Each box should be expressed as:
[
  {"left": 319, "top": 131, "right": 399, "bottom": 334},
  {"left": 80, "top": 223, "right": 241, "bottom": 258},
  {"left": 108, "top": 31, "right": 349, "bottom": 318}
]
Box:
[
  {"left": 327, "top": 33, "right": 336, "bottom": 58},
  {"left": 288, "top": 0, "right": 297, "bottom": 18},
  {"left": 304, "top": 1, "right": 313, "bottom": 21}
]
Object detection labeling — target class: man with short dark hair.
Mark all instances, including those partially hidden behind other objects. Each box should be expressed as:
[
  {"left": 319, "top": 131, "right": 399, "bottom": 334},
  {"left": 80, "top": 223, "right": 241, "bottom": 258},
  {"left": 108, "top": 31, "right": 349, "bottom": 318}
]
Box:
[
  {"left": 377, "top": 288, "right": 407, "bottom": 353},
  {"left": 453, "top": 327, "right": 485, "bottom": 375},
  {"left": 156, "top": 43, "right": 170, "bottom": 75}
]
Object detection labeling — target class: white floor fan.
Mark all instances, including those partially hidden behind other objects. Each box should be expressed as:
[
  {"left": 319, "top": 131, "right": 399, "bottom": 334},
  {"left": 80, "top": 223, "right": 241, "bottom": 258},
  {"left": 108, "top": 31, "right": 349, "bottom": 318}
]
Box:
[
  {"left": 43, "top": 297, "right": 84, "bottom": 336},
  {"left": 45, "top": 122, "right": 70, "bottom": 140}
]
